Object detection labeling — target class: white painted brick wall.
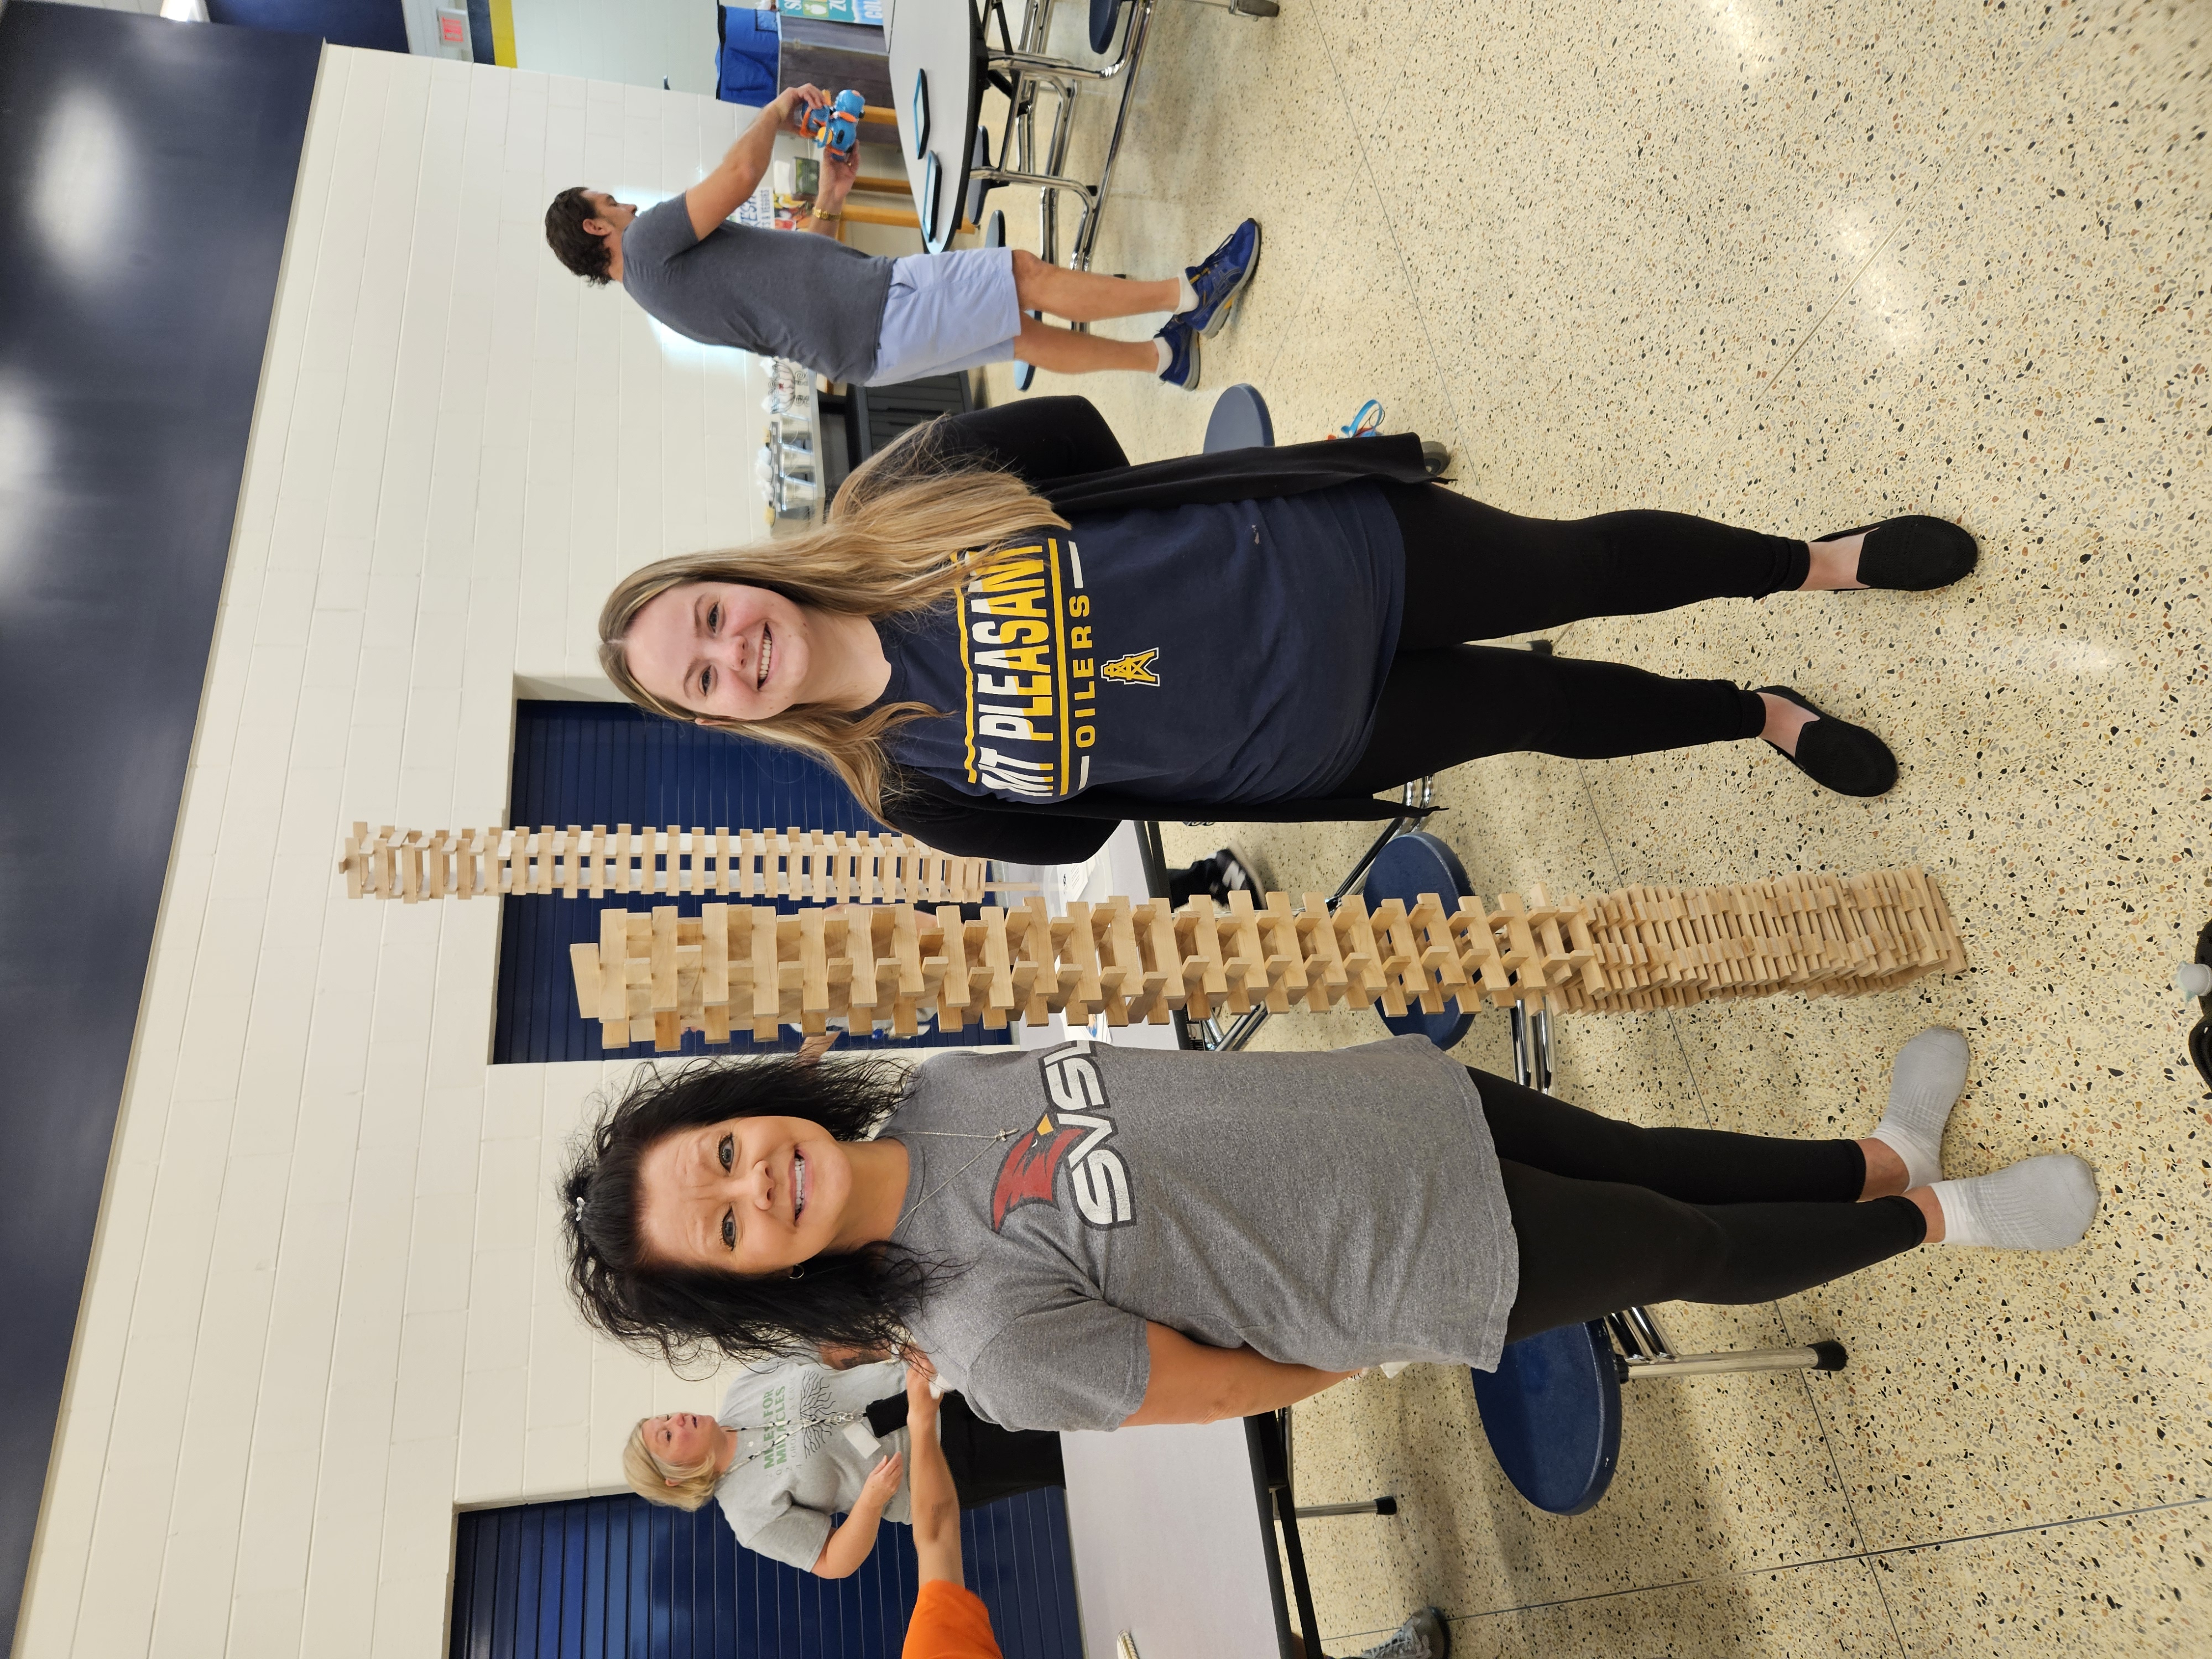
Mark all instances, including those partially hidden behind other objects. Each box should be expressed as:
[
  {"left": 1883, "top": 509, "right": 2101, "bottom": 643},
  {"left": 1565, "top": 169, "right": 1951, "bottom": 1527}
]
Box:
[{"left": 20, "top": 47, "right": 770, "bottom": 1659}]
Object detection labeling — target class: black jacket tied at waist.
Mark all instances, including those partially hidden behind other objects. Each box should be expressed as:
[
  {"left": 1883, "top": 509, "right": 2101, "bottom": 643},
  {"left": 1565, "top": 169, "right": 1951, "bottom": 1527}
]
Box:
[{"left": 868, "top": 397, "right": 1437, "bottom": 865}]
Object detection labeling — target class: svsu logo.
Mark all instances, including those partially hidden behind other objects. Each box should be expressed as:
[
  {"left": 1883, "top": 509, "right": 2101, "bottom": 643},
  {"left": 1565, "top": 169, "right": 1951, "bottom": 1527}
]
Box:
[{"left": 989, "top": 1039, "right": 1135, "bottom": 1232}]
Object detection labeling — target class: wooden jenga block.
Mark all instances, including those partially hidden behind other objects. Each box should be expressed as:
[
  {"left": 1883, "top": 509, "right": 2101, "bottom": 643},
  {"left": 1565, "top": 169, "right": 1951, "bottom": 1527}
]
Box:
[
  {"left": 1220, "top": 890, "right": 1270, "bottom": 1014},
  {"left": 1259, "top": 892, "right": 1309, "bottom": 1015},
  {"left": 932, "top": 904, "right": 972, "bottom": 1031},
  {"left": 596, "top": 909, "right": 628, "bottom": 1049},
  {"left": 554, "top": 867, "right": 1964, "bottom": 1047},
  {"left": 346, "top": 820, "right": 996, "bottom": 906},
  {"left": 1364, "top": 898, "right": 1415, "bottom": 1019}
]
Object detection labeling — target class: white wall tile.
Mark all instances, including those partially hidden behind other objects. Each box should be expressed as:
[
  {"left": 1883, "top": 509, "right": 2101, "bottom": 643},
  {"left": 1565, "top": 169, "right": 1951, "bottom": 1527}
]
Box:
[
  {"left": 228, "top": 1590, "right": 305, "bottom": 1657},
  {"left": 368, "top": 1571, "right": 452, "bottom": 1659},
  {"left": 299, "top": 1501, "right": 382, "bottom": 1659},
  {"left": 390, "top": 1309, "right": 470, "bottom": 1441},
  {"left": 401, "top": 1192, "right": 478, "bottom": 1314},
  {"left": 377, "top": 1436, "right": 461, "bottom": 1577},
  {"left": 455, "top": 1365, "right": 530, "bottom": 1503},
  {"left": 463, "top": 1245, "right": 535, "bottom": 1366},
  {"left": 33, "top": 48, "right": 765, "bottom": 1655}
]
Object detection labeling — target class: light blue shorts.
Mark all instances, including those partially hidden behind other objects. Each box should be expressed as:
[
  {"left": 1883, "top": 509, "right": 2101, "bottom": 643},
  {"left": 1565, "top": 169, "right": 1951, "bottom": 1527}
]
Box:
[{"left": 866, "top": 246, "right": 1022, "bottom": 386}]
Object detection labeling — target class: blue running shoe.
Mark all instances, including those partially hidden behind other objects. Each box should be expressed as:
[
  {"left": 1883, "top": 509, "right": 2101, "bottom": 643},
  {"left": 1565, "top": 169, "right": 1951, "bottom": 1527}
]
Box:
[
  {"left": 1181, "top": 218, "right": 1262, "bottom": 338},
  {"left": 1156, "top": 317, "right": 1201, "bottom": 390}
]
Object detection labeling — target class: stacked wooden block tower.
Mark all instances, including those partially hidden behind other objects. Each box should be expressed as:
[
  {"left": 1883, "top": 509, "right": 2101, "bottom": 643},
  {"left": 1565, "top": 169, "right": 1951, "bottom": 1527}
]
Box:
[
  {"left": 571, "top": 868, "right": 1965, "bottom": 1051},
  {"left": 341, "top": 822, "right": 992, "bottom": 907}
]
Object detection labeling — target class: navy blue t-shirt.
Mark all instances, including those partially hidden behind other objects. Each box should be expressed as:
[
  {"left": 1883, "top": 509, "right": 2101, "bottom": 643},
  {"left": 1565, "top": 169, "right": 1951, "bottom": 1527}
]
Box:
[{"left": 872, "top": 483, "right": 1404, "bottom": 807}]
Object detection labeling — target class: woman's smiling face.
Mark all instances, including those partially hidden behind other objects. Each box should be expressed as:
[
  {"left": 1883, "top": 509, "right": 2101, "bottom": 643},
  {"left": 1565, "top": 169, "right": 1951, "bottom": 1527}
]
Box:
[
  {"left": 635, "top": 1114, "right": 853, "bottom": 1275},
  {"left": 623, "top": 581, "right": 815, "bottom": 721}
]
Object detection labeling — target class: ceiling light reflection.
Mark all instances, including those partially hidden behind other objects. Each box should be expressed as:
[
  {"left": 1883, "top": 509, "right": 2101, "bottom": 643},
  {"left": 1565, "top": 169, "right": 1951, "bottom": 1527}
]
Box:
[{"left": 34, "top": 91, "right": 130, "bottom": 284}]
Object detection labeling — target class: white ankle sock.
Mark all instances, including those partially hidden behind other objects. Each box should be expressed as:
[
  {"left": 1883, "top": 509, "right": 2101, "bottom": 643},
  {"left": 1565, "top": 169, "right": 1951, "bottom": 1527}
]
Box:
[
  {"left": 1175, "top": 274, "right": 1198, "bottom": 314},
  {"left": 1929, "top": 1155, "right": 2099, "bottom": 1250},
  {"left": 1868, "top": 1026, "right": 1969, "bottom": 1191},
  {"left": 1154, "top": 336, "right": 1172, "bottom": 374}
]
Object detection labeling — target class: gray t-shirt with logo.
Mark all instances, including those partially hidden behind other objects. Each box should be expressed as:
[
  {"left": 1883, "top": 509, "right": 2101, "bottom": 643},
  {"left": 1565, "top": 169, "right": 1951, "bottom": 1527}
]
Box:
[
  {"left": 621, "top": 196, "right": 896, "bottom": 384},
  {"left": 710, "top": 1356, "right": 911, "bottom": 1571},
  {"left": 886, "top": 1036, "right": 1516, "bottom": 1433}
]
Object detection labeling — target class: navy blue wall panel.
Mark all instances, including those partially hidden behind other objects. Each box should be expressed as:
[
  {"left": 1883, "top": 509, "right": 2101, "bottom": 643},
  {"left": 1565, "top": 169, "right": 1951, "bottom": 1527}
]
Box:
[
  {"left": 207, "top": 0, "right": 410, "bottom": 54},
  {"left": 494, "top": 702, "right": 1008, "bottom": 1063},
  {"left": 451, "top": 1490, "right": 1081, "bottom": 1659},
  {"left": 0, "top": 2, "right": 320, "bottom": 1636}
]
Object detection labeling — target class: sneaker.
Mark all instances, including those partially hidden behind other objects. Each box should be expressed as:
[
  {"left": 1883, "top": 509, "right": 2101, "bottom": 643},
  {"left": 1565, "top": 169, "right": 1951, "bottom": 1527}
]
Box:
[
  {"left": 1360, "top": 1607, "right": 1451, "bottom": 1659},
  {"left": 1180, "top": 218, "right": 1262, "bottom": 337},
  {"left": 1156, "top": 317, "right": 1201, "bottom": 390},
  {"left": 1208, "top": 843, "right": 1272, "bottom": 901}
]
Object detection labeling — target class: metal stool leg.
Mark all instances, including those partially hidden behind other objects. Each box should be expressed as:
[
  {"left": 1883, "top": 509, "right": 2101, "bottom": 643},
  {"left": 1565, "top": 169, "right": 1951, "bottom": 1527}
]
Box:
[
  {"left": 1183, "top": 777, "right": 1436, "bottom": 1054},
  {"left": 1605, "top": 1305, "right": 1845, "bottom": 1379}
]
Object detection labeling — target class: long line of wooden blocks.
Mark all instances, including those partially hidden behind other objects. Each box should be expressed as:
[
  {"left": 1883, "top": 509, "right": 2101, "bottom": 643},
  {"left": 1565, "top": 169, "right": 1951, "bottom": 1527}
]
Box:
[
  {"left": 341, "top": 822, "right": 992, "bottom": 906},
  {"left": 570, "top": 868, "right": 1965, "bottom": 1050}
]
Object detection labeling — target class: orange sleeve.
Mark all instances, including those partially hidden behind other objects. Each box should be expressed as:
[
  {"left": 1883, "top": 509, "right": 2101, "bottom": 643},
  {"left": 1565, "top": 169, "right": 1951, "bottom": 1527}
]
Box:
[{"left": 900, "top": 1580, "right": 1004, "bottom": 1659}]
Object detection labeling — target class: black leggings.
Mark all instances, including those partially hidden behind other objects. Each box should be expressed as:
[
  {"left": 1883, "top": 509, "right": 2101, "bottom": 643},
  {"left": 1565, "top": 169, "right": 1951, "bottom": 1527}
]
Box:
[
  {"left": 1473, "top": 1067, "right": 1927, "bottom": 1344},
  {"left": 1338, "top": 484, "right": 1813, "bottom": 794},
  {"left": 865, "top": 1390, "right": 1065, "bottom": 1509}
]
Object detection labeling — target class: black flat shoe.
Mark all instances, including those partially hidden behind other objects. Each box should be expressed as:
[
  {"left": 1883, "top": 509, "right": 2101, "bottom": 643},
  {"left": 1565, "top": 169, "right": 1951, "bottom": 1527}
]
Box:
[
  {"left": 1817, "top": 515, "right": 1978, "bottom": 591},
  {"left": 1756, "top": 686, "right": 1898, "bottom": 797}
]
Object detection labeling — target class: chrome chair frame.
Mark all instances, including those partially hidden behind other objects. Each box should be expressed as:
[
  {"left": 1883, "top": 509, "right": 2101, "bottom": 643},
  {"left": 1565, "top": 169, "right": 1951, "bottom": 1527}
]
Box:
[{"left": 974, "top": 0, "right": 1155, "bottom": 275}]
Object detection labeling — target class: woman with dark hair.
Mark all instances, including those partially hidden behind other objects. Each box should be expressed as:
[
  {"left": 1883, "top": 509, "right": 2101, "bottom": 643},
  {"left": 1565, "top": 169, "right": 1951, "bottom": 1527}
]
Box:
[
  {"left": 591, "top": 397, "right": 1981, "bottom": 864},
  {"left": 558, "top": 1031, "right": 2098, "bottom": 1432}
]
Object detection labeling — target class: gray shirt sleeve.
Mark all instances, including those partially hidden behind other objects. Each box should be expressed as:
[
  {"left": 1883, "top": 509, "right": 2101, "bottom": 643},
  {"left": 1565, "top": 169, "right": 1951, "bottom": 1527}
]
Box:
[
  {"left": 965, "top": 1301, "right": 1152, "bottom": 1432},
  {"left": 623, "top": 195, "right": 698, "bottom": 269},
  {"left": 735, "top": 1494, "right": 833, "bottom": 1573}
]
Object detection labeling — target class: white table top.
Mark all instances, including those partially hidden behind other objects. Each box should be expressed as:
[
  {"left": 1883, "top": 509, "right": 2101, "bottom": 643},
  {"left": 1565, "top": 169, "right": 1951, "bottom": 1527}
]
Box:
[{"left": 1058, "top": 1419, "right": 1288, "bottom": 1659}]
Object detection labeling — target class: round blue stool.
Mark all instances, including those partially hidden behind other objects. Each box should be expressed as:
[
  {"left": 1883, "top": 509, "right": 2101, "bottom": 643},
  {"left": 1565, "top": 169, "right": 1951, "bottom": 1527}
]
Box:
[
  {"left": 1363, "top": 832, "right": 1475, "bottom": 1050},
  {"left": 1201, "top": 383, "right": 1275, "bottom": 454},
  {"left": 1468, "top": 1322, "right": 1623, "bottom": 1515}
]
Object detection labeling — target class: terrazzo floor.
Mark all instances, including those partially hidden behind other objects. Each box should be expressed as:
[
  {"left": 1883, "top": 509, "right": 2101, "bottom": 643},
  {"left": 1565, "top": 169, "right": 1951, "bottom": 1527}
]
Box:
[{"left": 968, "top": 2, "right": 2206, "bottom": 1653}]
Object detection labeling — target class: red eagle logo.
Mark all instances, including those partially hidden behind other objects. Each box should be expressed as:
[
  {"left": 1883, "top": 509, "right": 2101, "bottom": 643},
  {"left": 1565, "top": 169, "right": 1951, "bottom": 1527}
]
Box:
[{"left": 990, "top": 1113, "right": 1086, "bottom": 1231}]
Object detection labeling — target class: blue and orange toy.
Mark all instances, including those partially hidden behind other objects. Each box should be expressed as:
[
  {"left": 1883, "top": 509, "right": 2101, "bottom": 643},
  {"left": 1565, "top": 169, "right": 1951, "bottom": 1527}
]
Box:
[{"left": 795, "top": 89, "right": 868, "bottom": 166}]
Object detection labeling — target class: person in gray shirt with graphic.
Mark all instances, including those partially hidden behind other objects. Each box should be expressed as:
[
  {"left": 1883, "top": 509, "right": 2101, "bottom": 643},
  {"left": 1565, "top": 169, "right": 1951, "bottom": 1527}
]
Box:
[
  {"left": 558, "top": 1030, "right": 2096, "bottom": 1434},
  {"left": 622, "top": 1350, "right": 1062, "bottom": 1576},
  {"left": 543, "top": 85, "right": 1258, "bottom": 390}
]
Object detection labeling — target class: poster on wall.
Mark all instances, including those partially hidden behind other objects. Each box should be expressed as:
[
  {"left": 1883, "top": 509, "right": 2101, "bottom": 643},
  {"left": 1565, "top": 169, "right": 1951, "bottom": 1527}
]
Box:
[{"left": 778, "top": 0, "right": 886, "bottom": 25}]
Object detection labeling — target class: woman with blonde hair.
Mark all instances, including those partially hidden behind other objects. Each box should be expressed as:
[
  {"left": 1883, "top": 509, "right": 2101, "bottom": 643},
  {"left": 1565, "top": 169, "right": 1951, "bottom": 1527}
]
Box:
[
  {"left": 596, "top": 397, "right": 1978, "bottom": 862},
  {"left": 620, "top": 1349, "right": 1063, "bottom": 1578}
]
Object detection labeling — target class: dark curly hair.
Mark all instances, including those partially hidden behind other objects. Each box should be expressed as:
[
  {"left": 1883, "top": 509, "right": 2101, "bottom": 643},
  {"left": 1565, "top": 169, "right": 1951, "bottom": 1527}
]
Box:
[
  {"left": 545, "top": 186, "right": 613, "bottom": 284},
  {"left": 559, "top": 1054, "right": 943, "bottom": 1370}
]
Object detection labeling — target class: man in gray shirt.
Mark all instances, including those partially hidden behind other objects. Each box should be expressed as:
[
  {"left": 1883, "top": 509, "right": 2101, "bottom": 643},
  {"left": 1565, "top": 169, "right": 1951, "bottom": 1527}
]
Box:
[{"left": 544, "top": 86, "right": 1261, "bottom": 390}]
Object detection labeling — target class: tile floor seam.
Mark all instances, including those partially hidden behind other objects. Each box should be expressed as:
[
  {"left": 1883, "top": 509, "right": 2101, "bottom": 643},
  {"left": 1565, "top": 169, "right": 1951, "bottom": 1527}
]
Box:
[
  {"left": 1252, "top": 175, "right": 1370, "bottom": 397},
  {"left": 1745, "top": 18, "right": 1996, "bottom": 420},
  {"left": 1743, "top": 7, "right": 2075, "bottom": 422},
  {"left": 1426, "top": 1492, "right": 2212, "bottom": 1630},
  {"left": 1300, "top": 5, "right": 1473, "bottom": 469},
  {"left": 1752, "top": 210, "right": 1913, "bottom": 415},
  {"left": 1581, "top": 758, "right": 1910, "bottom": 1645},
  {"left": 1803, "top": 1370, "right": 1908, "bottom": 1651},
  {"left": 1856, "top": 1554, "right": 1914, "bottom": 1659},
  {"left": 1572, "top": 743, "right": 1888, "bottom": 1602}
]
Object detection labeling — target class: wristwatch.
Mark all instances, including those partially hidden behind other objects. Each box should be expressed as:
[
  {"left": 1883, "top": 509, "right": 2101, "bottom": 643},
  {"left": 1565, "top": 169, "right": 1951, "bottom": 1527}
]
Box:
[{"left": 809, "top": 205, "right": 842, "bottom": 221}]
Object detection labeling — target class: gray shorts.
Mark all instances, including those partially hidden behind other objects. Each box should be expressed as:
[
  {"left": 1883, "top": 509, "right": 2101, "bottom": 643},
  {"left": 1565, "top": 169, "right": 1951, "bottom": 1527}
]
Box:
[{"left": 866, "top": 246, "right": 1022, "bottom": 386}]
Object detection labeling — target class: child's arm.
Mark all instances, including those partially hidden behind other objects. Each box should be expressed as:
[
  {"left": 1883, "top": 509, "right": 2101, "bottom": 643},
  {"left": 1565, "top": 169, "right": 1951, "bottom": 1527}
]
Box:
[
  {"left": 1121, "top": 1323, "right": 1359, "bottom": 1427},
  {"left": 808, "top": 1452, "right": 905, "bottom": 1578},
  {"left": 687, "top": 86, "right": 826, "bottom": 239},
  {"left": 901, "top": 1354, "right": 963, "bottom": 1585}
]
